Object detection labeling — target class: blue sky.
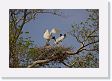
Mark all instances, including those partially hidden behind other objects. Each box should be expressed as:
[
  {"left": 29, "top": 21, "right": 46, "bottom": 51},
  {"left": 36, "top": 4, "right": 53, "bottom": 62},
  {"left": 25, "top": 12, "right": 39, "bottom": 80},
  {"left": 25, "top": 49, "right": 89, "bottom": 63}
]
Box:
[{"left": 22, "top": 9, "right": 89, "bottom": 48}]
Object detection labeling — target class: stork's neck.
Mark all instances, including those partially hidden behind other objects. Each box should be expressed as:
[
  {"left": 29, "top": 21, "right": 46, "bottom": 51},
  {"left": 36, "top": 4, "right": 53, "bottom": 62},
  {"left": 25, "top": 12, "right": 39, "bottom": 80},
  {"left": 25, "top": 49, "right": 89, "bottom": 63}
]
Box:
[
  {"left": 50, "top": 32, "right": 52, "bottom": 34},
  {"left": 50, "top": 32, "right": 53, "bottom": 36}
]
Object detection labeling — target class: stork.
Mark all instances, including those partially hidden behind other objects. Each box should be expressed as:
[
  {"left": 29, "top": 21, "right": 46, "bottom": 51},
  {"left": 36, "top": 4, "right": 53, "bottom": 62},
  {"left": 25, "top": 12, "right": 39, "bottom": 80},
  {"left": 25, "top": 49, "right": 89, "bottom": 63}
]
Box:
[
  {"left": 43, "top": 28, "right": 60, "bottom": 46},
  {"left": 52, "top": 34, "right": 66, "bottom": 45}
]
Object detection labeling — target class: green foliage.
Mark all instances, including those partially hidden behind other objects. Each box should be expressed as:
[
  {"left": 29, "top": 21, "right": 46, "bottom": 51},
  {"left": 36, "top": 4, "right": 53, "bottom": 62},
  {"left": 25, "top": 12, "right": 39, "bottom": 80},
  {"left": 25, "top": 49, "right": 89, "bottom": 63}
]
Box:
[
  {"left": 25, "top": 32, "right": 29, "bottom": 34},
  {"left": 70, "top": 53, "right": 98, "bottom": 68},
  {"left": 68, "top": 9, "right": 99, "bottom": 68},
  {"left": 9, "top": 9, "right": 63, "bottom": 68}
]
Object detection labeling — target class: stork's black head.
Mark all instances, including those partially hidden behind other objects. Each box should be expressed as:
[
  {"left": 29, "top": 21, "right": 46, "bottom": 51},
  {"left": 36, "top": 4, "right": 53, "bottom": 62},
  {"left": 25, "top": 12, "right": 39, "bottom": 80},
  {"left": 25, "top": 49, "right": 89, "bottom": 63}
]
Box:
[
  {"left": 52, "top": 36, "right": 56, "bottom": 41},
  {"left": 60, "top": 34, "right": 63, "bottom": 37}
]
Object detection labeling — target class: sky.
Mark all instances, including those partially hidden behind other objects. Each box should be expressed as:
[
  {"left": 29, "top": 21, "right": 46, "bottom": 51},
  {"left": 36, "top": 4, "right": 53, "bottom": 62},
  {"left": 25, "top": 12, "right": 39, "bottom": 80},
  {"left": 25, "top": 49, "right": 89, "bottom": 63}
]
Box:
[{"left": 22, "top": 9, "right": 89, "bottom": 48}]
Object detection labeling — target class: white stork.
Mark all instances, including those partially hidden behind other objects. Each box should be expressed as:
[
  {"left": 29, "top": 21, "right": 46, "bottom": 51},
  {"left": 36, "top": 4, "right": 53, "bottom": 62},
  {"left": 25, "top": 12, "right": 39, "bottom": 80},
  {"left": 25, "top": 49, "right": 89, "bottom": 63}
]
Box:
[
  {"left": 43, "top": 28, "right": 60, "bottom": 46},
  {"left": 52, "top": 34, "right": 66, "bottom": 45}
]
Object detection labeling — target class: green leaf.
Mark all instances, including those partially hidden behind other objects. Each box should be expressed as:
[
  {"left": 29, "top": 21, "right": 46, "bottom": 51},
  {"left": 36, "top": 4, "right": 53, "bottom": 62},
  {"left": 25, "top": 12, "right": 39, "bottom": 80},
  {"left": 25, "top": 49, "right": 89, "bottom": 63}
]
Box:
[
  {"left": 80, "top": 22, "right": 83, "bottom": 24},
  {"left": 25, "top": 32, "right": 29, "bottom": 34}
]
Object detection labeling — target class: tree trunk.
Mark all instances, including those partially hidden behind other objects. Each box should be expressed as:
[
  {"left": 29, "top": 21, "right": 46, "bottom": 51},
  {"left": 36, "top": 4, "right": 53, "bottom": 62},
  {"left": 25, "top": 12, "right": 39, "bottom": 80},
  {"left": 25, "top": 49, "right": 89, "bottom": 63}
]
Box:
[{"left": 9, "top": 41, "right": 19, "bottom": 68}]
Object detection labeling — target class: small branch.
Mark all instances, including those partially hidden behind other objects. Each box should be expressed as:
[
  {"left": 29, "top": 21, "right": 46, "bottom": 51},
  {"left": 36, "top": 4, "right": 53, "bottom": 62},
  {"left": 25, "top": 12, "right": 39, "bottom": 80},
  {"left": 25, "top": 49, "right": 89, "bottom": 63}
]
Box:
[
  {"left": 63, "top": 41, "right": 99, "bottom": 55},
  {"left": 83, "top": 27, "right": 98, "bottom": 42},
  {"left": 88, "top": 35, "right": 98, "bottom": 37},
  {"left": 79, "top": 41, "right": 98, "bottom": 50},
  {"left": 37, "top": 11, "right": 65, "bottom": 18},
  {"left": 74, "top": 40, "right": 99, "bottom": 54},
  {"left": 15, "top": 9, "right": 27, "bottom": 41},
  {"left": 72, "top": 33, "right": 83, "bottom": 43},
  {"left": 84, "top": 48, "right": 98, "bottom": 51},
  {"left": 61, "top": 61, "right": 72, "bottom": 68}
]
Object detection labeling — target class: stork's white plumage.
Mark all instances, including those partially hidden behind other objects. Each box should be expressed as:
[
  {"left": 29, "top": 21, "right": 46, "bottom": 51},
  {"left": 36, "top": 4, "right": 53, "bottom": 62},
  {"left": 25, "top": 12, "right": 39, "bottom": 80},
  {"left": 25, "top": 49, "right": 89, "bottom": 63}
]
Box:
[
  {"left": 55, "top": 36, "right": 64, "bottom": 44},
  {"left": 51, "top": 28, "right": 60, "bottom": 34},
  {"left": 43, "top": 28, "right": 60, "bottom": 46},
  {"left": 52, "top": 34, "right": 66, "bottom": 45},
  {"left": 43, "top": 29, "right": 51, "bottom": 40}
]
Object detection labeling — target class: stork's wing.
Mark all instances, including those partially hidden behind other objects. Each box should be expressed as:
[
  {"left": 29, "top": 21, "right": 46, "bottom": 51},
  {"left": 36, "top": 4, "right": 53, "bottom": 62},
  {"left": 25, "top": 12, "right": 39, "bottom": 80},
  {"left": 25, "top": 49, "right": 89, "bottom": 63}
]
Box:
[
  {"left": 43, "top": 29, "right": 51, "bottom": 39},
  {"left": 51, "top": 28, "right": 60, "bottom": 34}
]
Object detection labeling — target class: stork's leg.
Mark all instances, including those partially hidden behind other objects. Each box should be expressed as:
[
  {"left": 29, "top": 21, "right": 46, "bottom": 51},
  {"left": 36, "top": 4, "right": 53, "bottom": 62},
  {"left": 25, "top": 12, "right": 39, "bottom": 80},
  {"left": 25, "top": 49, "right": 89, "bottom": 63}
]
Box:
[
  {"left": 57, "top": 43, "right": 61, "bottom": 47},
  {"left": 45, "top": 39, "right": 50, "bottom": 46}
]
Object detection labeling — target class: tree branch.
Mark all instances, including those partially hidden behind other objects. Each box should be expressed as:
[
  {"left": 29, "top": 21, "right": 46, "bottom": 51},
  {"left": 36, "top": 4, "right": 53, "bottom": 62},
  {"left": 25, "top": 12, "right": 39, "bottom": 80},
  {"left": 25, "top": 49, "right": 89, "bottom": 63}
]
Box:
[
  {"left": 15, "top": 9, "right": 27, "bottom": 41},
  {"left": 66, "top": 40, "right": 99, "bottom": 55},
  {"left": 83, "top": 27, "right": 98, "bottom": 42},
  {"left": 61, "top": 61, "right": 72, "bottom": 68},
  {"left": 27, "top": 59, "right": 52, "bottom": 68}
]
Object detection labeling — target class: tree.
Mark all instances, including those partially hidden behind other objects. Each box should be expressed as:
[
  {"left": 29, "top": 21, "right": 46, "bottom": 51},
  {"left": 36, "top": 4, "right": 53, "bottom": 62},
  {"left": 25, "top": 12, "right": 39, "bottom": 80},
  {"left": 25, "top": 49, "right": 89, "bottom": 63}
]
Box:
[
  {"left": 9, "top": 9, "right": 99, "bottom": 68},
  {"left": 27, "top": 9, "right": 99, "bottom": 68},
  {"left": 9, "top": 9, "right": 38, "bottom": 67},
  {"left": 67, "top": 9, "right": 99, "bottom": 68},
  {"left": 9, "top": 9, "right": 62, "bottom": 68}
]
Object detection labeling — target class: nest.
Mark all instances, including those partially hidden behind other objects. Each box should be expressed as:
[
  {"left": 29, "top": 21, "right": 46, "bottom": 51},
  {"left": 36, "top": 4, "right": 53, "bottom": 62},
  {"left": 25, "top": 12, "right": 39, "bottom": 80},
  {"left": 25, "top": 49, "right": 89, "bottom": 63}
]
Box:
[{"left": 28, "top": 46, "right": 72, "bottom": 62}]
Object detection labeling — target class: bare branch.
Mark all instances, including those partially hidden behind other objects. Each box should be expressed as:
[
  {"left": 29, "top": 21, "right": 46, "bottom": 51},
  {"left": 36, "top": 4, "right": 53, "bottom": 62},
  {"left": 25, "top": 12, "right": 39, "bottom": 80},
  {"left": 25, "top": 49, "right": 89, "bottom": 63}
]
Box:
[
  {"left": 15, "top": 9, "right": 27, "bottom": 41},
  {"left": 27, "top": 59, "right": 52, "bottom": 68},
  {"left": 83, "top": 27, "right": 98, "bottom": 42},
  {"left": 83, "top": 48, "right": 98, "bottom": 51},
  {"left": 88, "top": 35, "right": 98, "bottom": 37},
  {"left": 74, "top": 40, "right": 99, "bottom": 54},
  {"left": 61, "top": 61, "right": 72, "bottom": 68}
]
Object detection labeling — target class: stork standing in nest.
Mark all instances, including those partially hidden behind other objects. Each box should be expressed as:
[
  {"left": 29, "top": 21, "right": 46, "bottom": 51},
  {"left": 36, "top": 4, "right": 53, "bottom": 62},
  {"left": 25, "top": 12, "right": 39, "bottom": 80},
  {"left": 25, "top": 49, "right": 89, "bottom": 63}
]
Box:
[
  {"left": 52, "top": 33, "right": 66, "bottom": 46},
  {"left": 43, "top": 28, "right": 60, "bottom": 47}
]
